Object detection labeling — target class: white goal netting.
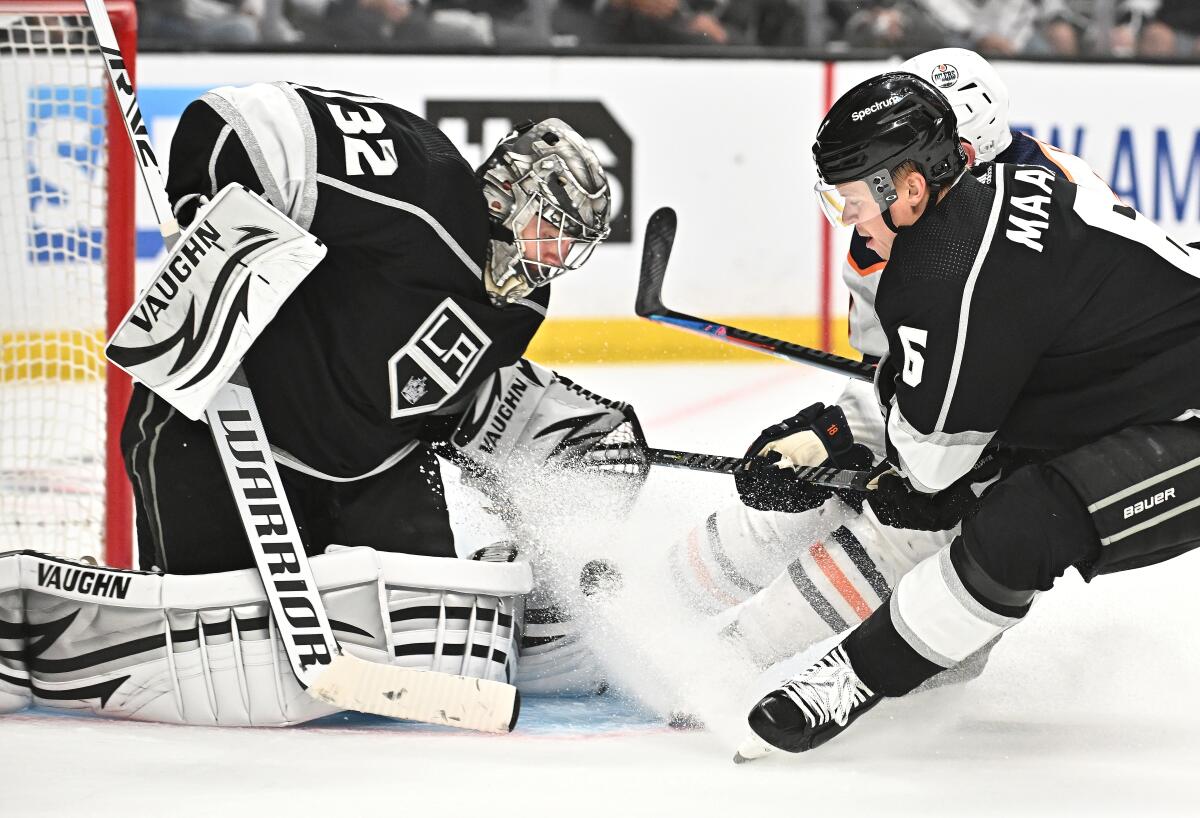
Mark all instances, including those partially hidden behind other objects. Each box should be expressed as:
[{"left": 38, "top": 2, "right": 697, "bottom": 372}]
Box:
[{"left": 0, "top": 6, "right": 131, "bottom": 563}]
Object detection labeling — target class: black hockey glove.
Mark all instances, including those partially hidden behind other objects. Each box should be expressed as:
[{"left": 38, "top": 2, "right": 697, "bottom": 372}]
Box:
[
  {"left": 734, "top": 403, "right": 874, "bottom": 514},
  {"left": 866, "top": 454, "right": 1005, "bottom": 531},
  {"left": 866, "top": 473, "right": 979, "bottom": 531}
]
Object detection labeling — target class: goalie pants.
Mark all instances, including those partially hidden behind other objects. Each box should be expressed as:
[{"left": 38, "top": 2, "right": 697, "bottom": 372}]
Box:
[
  {"left": 845, "top": 420, "right": 1200, "bottom": 696},
  {"left": 121, "top": 384, "right": 455, "bottom": 574}
]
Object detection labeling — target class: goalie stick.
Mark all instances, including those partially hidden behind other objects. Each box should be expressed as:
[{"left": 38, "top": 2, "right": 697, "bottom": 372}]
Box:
[
  {"left": 87, "top": 0, "right": 518, "bottom": 732},
  {"left": 636, "top": 207, "right": 876, "bottom": 382},
  {"left": 646, "top": 448, "right": 873, "bottom": 493}
]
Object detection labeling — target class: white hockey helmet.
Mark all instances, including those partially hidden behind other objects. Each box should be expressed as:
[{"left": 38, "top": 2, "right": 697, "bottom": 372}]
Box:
[
  {"left": 477, "top": 118, "right": 611, "bottom": 304},
  {"left": 900, "top": 47, "right": 1012, "bottom": 163}
]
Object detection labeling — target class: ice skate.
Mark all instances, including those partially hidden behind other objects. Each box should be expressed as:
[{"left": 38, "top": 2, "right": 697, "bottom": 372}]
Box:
[{"left": 740, "top": 644, "right": 880, "bottom": 759}]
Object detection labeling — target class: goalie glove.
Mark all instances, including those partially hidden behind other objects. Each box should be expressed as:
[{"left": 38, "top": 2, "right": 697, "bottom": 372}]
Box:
[
  {"left": 447, "top": 358, "right": 649, "bottom": 496},
  {"left": 735, "top": 403, "right": 873, "bottom": 514}
]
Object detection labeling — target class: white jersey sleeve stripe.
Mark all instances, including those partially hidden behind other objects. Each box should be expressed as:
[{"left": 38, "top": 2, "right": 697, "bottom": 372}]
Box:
[
  {"left": 275, "top": 82, "right": 320, "bottom": 231},
  {"left": 202, "top": 83, "right": 311, "bottom": 221},
  {"left": 171, "top": 192, "right": 203, "bottom": 218},
  {"left": 207, "top": 125, "right": 232, "bottom": 197},
  {"left": 888, "top": 400, "right": 993, "bottom": 492}
]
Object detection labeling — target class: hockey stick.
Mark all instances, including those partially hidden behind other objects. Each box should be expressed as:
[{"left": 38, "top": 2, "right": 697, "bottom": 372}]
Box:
[
  {"left": 84, "top": 0, "right": 178, "bottom": 248},
  {"left": 646, "top": 447, "right": 873, "bottom": 493},
  {"left": 88, "top": 0, "right": 518, "bottom": 732},
  {"left": 636, "top": 207, "right": 876, "bottom": 382}
]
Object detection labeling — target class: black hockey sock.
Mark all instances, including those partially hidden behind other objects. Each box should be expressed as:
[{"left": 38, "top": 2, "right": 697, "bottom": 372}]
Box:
[{"left": 842, "top": 601, "right": 944, "bottom": 697}]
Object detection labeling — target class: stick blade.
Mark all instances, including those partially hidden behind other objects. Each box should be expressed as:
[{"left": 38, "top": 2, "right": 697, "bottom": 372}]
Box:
[
  {"left": 635, "top": 206, "right": 677, "bottom": 317},
  {"left": 309, "top": 653, "right": 520, "bottom": 733}
]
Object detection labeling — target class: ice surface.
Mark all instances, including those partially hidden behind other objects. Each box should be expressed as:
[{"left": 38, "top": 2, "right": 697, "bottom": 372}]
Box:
[{"left": 5, "top": 363, "right": 1199, "bottom": 817}]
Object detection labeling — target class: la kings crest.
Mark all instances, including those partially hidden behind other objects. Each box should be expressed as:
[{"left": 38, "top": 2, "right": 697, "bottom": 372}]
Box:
[{"left": 389, "top": 298, "right": 492, "bottom": 418}]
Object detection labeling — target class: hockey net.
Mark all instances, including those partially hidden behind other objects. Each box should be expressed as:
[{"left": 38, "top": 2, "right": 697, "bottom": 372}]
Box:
[{"left": 0, "top": 2, "right": 134, "bottom": 566}]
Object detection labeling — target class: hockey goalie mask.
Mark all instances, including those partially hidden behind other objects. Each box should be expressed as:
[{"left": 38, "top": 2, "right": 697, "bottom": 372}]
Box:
[{"left": 478, "top": 119, "right": 611, "bottom": 304}]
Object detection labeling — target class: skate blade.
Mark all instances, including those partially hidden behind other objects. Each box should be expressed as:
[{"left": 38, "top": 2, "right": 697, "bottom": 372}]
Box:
[{"left": 732, "top": 734, "right": 774, "bottom": 764}]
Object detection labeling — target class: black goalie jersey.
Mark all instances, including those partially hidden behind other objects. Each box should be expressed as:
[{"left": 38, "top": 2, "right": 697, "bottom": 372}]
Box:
[
  {"left": 164, "top": 82, "right": 546, "bottom": 479},
  {"left": 876, "top": 163, "right": 1200, "bottom": 492}
]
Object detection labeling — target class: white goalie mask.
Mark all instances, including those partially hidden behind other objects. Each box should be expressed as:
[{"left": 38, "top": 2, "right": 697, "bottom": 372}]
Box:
[
  {"left": 900, "top": 48, "right": 1013, "bottom": 163},
  {"left": 477, "top": 118, "right": 611, "bottom": 304}
]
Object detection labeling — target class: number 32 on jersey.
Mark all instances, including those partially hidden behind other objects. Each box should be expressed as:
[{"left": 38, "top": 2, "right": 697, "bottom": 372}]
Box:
[{"left": 327, "top": 101, "right": 398, "bottom": 177}]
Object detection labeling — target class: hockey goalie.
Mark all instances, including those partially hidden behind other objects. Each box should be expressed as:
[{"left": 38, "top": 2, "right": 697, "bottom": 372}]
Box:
[{"left": 0, "top": 81, "right": 649, "bottom": 726}]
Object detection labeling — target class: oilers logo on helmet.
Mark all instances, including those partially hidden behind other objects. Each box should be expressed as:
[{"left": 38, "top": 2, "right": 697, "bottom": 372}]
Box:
[{"left": 930, "top": 63, "right": 959, "bottom": 88}]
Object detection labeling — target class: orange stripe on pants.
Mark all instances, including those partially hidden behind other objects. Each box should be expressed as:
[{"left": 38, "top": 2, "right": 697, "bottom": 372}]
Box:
[
  {"left": 809, "top": 541, "right": 873, "bottom": 621},
  {"left": 688, "top": 527, "right": 741, "bottom": 608}
]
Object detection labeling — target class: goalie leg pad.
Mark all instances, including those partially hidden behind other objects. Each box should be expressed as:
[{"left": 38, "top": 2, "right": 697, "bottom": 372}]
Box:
[
  {"left": 0, "top": 555, "right": 29, "bottom": 714},
  {"left": 1, "top": 548, "right": 530, "bottom": 725},
  {"left": 513, "top": 588, "right": 607, "bottom": 695}
]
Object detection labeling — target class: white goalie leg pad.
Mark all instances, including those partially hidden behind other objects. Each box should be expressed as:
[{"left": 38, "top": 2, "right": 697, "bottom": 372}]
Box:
[
  {"left": 713, "top": 510, "right": 958, "bottom": 667},
  {"left": 14, "top": 548, "right": 384, "bottom": 725},
  {"left": 513, "top": 586, "right": 607, "bottom": 695},
  {"left": 0, "top": 555, "right": 30, "bottom": 714},
  {"left": 890, "top": 546, "right": 1024, "bottom": 668},
  {"left": 5, "top": 548, "right": 530, "bottom": 725},
  {"left": 378, "top": 550, "right": 529, "bottom": 683}
]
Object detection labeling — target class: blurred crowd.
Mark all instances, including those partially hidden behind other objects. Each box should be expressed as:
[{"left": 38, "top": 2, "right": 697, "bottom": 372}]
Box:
[{"left": 136, "top": 0, "right": 1200, "bottom": 58}]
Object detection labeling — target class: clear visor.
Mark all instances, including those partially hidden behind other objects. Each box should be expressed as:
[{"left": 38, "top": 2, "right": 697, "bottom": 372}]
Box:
[{"left": 814, "top": 173, "right": 894, "bottom": 229}]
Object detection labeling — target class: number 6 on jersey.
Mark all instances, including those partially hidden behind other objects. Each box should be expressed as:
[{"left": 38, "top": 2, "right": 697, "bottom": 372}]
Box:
[{"left": 898, "top": 325, "right": 928, "bottom": 387}]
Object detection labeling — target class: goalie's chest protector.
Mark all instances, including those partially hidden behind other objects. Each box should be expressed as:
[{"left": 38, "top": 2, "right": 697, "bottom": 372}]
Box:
[
  {"left": 875, "top": 164, "right": 1200, "bottom": 454},
  {"left": 200, "top": 83, "right": 546, "bottom": 478}
]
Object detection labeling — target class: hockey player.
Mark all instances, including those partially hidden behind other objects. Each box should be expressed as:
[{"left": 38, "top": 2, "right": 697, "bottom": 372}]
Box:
[
  {"left": 841, "top": 47, "right": 1113, "bottom": 362},
  {"left": 737, "top": 71, "right": 1200, "bottom": 759},
  {"left": 670, "top": 49, "right": 1112, "bottom": 673},
  {"left": 122, "top": 82, "right": 643, "bottom": 576},
  {"left": 0, "top": 84, "right": 646, "bottom": 725}
]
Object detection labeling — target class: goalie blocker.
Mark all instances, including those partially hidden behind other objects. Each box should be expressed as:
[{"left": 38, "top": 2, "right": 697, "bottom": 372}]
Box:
[{"left": 0, "top": 548, "right": 529, "bottom": 725}]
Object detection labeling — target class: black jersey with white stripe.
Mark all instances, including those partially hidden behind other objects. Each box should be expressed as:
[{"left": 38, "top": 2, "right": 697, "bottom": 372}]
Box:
[
  {"left": 875, "top": 163, "right": 1200, "bottom": 492},
  {"left": 165, "top": 82, "right": 546, "bottom": 479},
  {"left": 842, "top": 129, "right": 1110, "bottom": 360}
]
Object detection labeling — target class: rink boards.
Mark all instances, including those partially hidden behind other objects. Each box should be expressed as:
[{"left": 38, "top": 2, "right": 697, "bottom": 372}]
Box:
[{"left": 119, "top": 56, "right": 1200, "bottom": 364}]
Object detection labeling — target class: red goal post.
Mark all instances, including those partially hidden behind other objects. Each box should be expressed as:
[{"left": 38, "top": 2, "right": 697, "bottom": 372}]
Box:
[{"left": 0, "top": 1, "right": 136, "bottom": 567}]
